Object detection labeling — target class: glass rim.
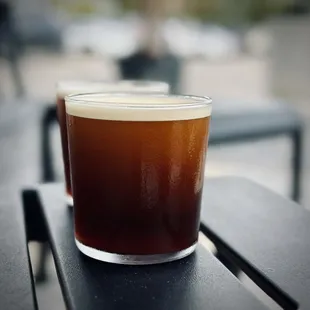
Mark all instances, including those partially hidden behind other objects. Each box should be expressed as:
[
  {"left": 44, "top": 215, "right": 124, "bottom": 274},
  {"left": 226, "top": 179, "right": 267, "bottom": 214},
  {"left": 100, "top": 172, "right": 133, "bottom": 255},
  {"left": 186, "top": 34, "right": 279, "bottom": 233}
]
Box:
[
  {"left": 56, "top": 80, "right": 170, "bottom": 96},
  {"left": 65, "top": 92, "right": 212, "bottom": 110},
  {"left": 112, "top": 80, "right": 169, "bottom": 87}
]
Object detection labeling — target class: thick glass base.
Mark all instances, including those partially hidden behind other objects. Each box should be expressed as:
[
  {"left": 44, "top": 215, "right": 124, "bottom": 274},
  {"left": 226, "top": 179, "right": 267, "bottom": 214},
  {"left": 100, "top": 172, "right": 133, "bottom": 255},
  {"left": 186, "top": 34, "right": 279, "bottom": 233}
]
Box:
[
  {"left": 75, "top": 239, "right": 197, "bottom": 265},
  {"left": 66, "top": 194, "right": 73, "bottom": 207}
]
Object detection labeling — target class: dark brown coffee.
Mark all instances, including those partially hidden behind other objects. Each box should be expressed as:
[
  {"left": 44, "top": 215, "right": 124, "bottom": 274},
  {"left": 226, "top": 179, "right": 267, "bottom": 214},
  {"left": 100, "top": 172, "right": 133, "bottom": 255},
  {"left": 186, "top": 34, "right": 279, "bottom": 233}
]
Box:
[{"left": 66, "top": 93, "right": 212, "bottom": 264}]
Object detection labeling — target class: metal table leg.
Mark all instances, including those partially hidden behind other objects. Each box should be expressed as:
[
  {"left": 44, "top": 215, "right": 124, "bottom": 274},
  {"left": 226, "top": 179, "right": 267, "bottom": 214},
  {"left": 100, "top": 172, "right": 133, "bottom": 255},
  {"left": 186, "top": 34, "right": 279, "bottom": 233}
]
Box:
[
  {"left": 36, "top": 106, "right": 57, "bottom": 283},
  {"left": 291, "top": 127, "right": 303, "bottom": 202}
]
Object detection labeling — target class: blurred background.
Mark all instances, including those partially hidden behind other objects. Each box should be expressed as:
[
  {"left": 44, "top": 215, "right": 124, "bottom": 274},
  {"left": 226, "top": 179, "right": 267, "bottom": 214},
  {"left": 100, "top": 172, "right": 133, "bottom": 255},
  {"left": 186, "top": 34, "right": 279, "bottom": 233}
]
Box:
[{"left": 1, "top": 0, "right": 309, "bottom": 309}]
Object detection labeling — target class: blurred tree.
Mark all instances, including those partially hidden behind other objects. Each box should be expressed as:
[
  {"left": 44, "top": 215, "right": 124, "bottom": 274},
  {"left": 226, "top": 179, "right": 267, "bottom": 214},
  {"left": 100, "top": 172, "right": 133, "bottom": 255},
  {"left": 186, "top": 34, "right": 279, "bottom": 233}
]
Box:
[
  {"left": 198, "top": 0, "right": 294, "bottom": 24},
  {"left": 53, "top": 0, "right": 296, "bottom": 22},
  {"left": 284, "top": 0, "right": 310, "bottom": 14},
  {"left": 51, "top": 0, "right": 95, "bottom": 13},
  {"left": 51, "top": 0, "right": 118, "bottom": 15},
  {"left": 186, "top": 0, "right": 218, "bottom": 21},
  {"left": 121, "top": 0, "right": 186, "bottom": 17},
  {"left": 121, "top": 0, "right": 140, "bottom": 12},
  {"left": 119, "top": 0, "right": 293, "bottom": 24}
]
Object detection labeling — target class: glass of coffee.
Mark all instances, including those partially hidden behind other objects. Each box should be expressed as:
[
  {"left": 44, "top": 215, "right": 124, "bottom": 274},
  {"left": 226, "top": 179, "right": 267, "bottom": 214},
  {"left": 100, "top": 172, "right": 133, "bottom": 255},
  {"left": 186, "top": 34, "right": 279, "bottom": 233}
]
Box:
[
  {"left": 65, "top": 93, "right": 212, "bottom": 265},
  {"left": 56, "top": 80, "right": 169, "bottom": 205}
]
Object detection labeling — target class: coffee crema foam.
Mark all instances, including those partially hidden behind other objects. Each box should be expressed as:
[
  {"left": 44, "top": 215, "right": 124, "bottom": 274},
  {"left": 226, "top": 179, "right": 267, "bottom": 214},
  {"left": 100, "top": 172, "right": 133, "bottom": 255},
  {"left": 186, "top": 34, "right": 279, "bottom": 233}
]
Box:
[
  {"left": 65, "top": 95, "right": 212, "bottom": 122},
  {"left": 57, "top": 80, "right": 169, "bottom": 97}
]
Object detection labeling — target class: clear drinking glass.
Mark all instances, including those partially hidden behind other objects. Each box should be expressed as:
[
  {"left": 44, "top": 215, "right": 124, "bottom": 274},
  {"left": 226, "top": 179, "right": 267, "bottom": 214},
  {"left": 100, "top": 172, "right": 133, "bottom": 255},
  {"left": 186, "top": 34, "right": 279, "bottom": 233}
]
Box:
[
  {"left": 56, "top": 80, "right": 169, "bottom": 205},
  {"left": 66, "top": 93, "right": 212, "bottom": 265}
]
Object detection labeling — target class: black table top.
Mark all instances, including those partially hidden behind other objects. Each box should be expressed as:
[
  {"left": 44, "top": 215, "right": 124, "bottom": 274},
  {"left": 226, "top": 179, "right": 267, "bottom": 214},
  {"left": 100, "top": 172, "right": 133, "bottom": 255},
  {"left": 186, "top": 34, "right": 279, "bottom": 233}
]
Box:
[
  {"left": 23, "top": 182, "right": 271, "bottom": 310},
  {"left": 0, "top": 192, "right": 38, "bottom": 310},
  {"left": 200, "top": 177, "right": 310, "bottom": 310}
]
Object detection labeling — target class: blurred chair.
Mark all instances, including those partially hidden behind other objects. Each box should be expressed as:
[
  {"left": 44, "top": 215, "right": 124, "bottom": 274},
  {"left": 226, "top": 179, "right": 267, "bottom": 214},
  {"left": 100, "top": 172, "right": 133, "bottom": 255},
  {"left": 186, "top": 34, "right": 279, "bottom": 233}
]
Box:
[
  {"left": 0, "top": 1, "right": 24, "bottom": 97},
  {"left": 41, "top": 105, "right": 58, "bottom": 183},
  {"left": 209, "top": 99, "right": 304, "bottom": 202},
  {"left": 119, "top": 50, "right": 181, "bottom": 93}
]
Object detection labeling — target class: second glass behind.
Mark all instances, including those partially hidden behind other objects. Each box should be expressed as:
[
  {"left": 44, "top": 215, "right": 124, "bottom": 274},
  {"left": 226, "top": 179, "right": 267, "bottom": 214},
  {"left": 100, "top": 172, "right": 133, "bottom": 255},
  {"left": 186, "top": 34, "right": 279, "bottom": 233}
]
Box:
[{"left": 56, "top": 80, "right": 170, "bottom": 205}]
